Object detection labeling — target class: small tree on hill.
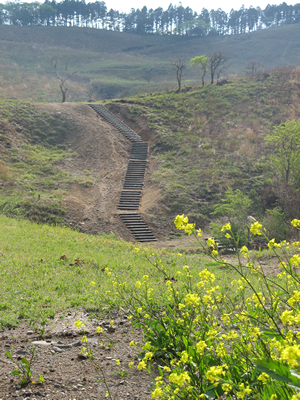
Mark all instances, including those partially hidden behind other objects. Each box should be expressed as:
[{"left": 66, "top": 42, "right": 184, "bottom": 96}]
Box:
[
  {"left": 244, "top": 60, "right": 264, "bottom": 76},
  {"left": 51, "top": 57, "right": 77, "bottom": 103},
  {"left": 173, "top": 57, "right": 186, "bottom": 92},
  {"left": 265, "top": 119, "right": 300, "bottom": 184},
  {"left": 190, "top": 55, "right": 209, "bottom": 87},
  {"left": 209, "top": 50, "right": 230, "bottom": 84}
]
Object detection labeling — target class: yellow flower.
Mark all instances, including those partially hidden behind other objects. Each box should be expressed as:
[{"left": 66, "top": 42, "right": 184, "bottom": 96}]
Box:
[
  {"left": 94, "top": 290, "right": 99, "bottom": 294},
  {"left": 250, "top": 221, "right": 262, "bottom": 235},
  {"left": 184, "top": 293, "right": 200, "bottom": 306},
  {"left": 90, "top": 281, "right": 96, "bottom": 287},
  {"left": 240, "top": 246, "right": 249, "bottom": 258},
  {"left": 196, "top": 340, "right": 206, "bottom": 355},
  {"left": 128, "top": 362, "right": 134, "bottom": 368},
  {"left": 134, "top": 247, "right": 140, "bottom": 253},
  {"left": 106, "top": 390, "right": 109, "bottom": 397},
  {"left": 177, "top": 253, "right": 182, "bottom": 257},
  {"left": 206, "top": 365, "right": 226, "bottom": 383},
  {"left": 81, "top": 335, "right": 88, "bottom": 343},
  {"left": 144, "top": 352, "right": 154, "bottom": 360},
  {"left": 110, "top": 320, "right": 114, "bottom": 326},
  {"left": 130, "top": 341, "right": 137, "bottom": 347},
  {"left": 137, "top": 307, "right": 142, "bottom": 313},
  {"left": 169, "top": 371, "right": 190, "bottom": 386},
  {"left": 151, "top": 387, "right": 163, "bottom": 398},
  {"left": 257, "top": 372, "right": 269, "bottom": 384},
  {"left": 137, "top": 360, "right": 146, "bottom": 370},
  {"left": 222, "top": 383, "right": 232, "bottom": 393},
  {"left": 135, "top": 281, "right": 142, "bottom": 289},
  {"left": 207, "top": 238, "right": 216, "bottom": 248},
  {"left": 236, "top": 383, "right": 252, "bottom": 399},
  {"left": 174, "top": 214, "right": 195, "bottom": 234},
  {"left": 288, "top": 290, "right": 300, "bottom": 306},
  {"left": 96, "top": 326, "right": 103, "bottom": 333},
  {"left": 116, "top": 359, "right": 120, "bottom": 365},
  {"left": 221, "top": 222, "right": 231, "bottom": 232},
  {"left": 225, "top": 233, "right": 231, "bottom": 239},
  {"left": 290, "top": 254, "right": 300, "bottom": 266},
  {"left": 291, "top": 219, "right": 300, "bottom": 228},
  {"left": 143, "top": 275, "right": 149, "bottom": 281},
  {"left": 74, "top": 320, "right": 84, "bottom": 329},
  {"left": 281, "top": 344, "right": 300, "bottom": 367},
  {"left": 197, "top": 228, "right": 202, "bottom": 237}
]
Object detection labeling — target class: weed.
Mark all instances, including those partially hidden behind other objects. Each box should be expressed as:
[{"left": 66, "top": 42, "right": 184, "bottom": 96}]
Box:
[{"left": 5, "top": 345, "right": 44, "bottom": 387}]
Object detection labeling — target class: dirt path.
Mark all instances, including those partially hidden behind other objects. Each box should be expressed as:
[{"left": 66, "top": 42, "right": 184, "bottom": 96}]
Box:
[{"left": 0, "top": 312, "right": 154, "bottom": 399}]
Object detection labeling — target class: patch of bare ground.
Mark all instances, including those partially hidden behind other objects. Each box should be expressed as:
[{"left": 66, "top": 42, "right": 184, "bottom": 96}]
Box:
[
  {"left": 0, "top": 312, "right": 154, "bottom": 399},
  {"left": 36, "top": 103, "right": 168, "bottom": 242}
]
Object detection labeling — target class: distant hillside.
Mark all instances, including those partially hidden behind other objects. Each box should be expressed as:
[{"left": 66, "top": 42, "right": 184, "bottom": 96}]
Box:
[{"left": 0, "top": 24, "right": 299, "bottom": 101}]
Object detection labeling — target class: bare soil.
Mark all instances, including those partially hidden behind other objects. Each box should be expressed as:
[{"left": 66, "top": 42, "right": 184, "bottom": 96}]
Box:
[{"left": 0, "top": 312, "right": 154, "bottom": 399}]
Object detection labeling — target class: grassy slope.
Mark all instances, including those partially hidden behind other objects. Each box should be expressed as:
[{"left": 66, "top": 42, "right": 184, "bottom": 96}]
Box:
[
  {"left": 0, "top": 24, "right": 299, "bottom": 101},
  {"left": 0, "top": 100, "right": 85, "bottom": 223},
  {"left": 109, "top": 67, "right": 300, "bottom": 226},
  {"left": 0, "top": 214, "right": 258, "bottom": 328}
]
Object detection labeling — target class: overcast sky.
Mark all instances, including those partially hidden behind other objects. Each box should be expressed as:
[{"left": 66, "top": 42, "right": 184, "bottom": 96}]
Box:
[{"left": 103, "top": 0, "right": 287, "bottom": 13}]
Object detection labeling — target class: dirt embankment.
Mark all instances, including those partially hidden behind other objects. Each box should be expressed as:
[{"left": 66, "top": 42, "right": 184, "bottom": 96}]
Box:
[{"left": 37, "top": 103, "right": 170, "bottom": 241}]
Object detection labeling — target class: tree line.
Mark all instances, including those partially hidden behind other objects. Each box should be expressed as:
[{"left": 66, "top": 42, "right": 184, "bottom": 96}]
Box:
[{"left": 0, "top": 1, "right": 300, "bottom": 36}]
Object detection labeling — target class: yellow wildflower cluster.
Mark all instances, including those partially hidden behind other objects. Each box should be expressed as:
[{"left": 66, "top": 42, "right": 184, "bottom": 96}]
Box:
[{"left": 174, "top": 214, "right": 195, "bottom": 235}]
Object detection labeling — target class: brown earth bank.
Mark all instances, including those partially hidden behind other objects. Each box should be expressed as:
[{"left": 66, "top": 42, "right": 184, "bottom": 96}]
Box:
[{"left": 36, "top": 103, "right": 171, "bottom": 242}]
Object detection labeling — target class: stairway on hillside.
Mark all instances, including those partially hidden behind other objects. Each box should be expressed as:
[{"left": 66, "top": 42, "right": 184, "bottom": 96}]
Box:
[{"left": 89, "top": 104, "right": 157, "bottom": 242}]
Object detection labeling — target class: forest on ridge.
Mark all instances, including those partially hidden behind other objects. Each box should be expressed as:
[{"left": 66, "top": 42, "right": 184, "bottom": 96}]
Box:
[{"left": 1, "top": 1, "right": 300, "bottom": 36}]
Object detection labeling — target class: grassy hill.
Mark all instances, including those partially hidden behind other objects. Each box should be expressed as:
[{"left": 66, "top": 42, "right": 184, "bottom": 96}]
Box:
[
  {"left": 0, "top": 24, "right": 300, "bottom": 101},
  {"left": 106, "top": 66, "right": 300, "bottom": 231}
]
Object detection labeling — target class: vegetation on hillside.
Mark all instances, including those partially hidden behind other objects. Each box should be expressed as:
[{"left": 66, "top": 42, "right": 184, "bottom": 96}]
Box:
[
  {"left": 111, "top": 66, "right": 300, "bottom": 237},
  {"left": 0, "top": 23, "right": 300, "bottom": 101},
  {"left": 0, "top": 100, "right": 79, "bottom": 223}
]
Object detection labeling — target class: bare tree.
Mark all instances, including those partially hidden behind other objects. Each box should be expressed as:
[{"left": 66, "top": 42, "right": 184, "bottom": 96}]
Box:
[
  {"left": 173, "top": 57, "right": 186, "bottom": 92},
  {"left": 208, "top": 51, "right": 230, "bottom": 84},
  {"left": 244, "top": 60, "right": 264, "bottom": 76},
  {"left": 51, "top": 57, "right": 77, "bottom": 103},
  {"left": 142, "top": 68, "right": 154, "bottom": 83}
]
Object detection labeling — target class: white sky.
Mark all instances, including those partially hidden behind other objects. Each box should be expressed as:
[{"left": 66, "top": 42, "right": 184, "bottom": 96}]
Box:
[{"left": 103, "top": 0, "right": 289, "bottom": 13}]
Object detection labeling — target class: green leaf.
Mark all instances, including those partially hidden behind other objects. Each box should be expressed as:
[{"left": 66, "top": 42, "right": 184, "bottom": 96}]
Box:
[
  {"left": 158, "top": 367, "right": 163, "bottom": 377},
  {"left": 205, "top": 262, "right": 222, "bottom": 266},
  {"left": 21, "top": 358, "right": 30, "bottom": 367},
  {"left": 5, "top": 350, "right": 12, "bottom": 359},
  {"left": 11, "top": 370, "right": 21, "bottom": 375},
  {"left": 182, "top": 336, "right": 188, "bottom": 348},
  {"left": 39, "top": 374, "right": 45, "bottom": 383}
]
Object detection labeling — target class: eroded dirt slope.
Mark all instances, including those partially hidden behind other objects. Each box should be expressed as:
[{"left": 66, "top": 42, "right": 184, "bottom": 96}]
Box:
[{"left": 36, "top": 103, "right": 168, "bottom": 241}]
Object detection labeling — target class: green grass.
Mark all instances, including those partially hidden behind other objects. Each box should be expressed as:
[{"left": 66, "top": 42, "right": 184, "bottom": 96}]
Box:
[
  {"left": 0, "top": 214, "right": 262, "bottom": 328},
  {"left": 0, "top": 24, "right": 300, "bottom": 101},
  {"left": 0, "top": 99, "right": 88, "bottom": 223},
  {"left": 108, "top": 66, "right": 300, "bottom": 226}
]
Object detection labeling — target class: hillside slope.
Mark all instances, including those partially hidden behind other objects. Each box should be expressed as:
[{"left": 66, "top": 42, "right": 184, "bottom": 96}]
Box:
[
  {"left": 0, "top": 101, "right": 165, "bottom": 239},
  {"left": 106, "top": 66, "right": 300, "bottom": 228},
  {"left": 0, "top": 24, "right": 299, "bottom": 101}
]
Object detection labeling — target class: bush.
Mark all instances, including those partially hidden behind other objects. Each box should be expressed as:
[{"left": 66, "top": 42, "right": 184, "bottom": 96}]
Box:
[{"left": 262, "top": 206, "right": 289, "bottom": 241}]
